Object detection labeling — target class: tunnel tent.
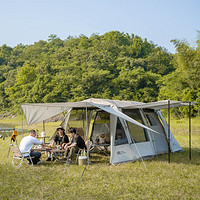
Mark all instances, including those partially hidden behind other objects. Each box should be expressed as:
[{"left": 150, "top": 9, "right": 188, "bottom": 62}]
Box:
[{"left": 20, "top": 98, "right": 187, "bottom": 164}]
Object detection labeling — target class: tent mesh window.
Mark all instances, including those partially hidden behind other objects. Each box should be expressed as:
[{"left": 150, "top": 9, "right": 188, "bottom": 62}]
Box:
[
  {"left": 91, "top": 111, "right": 110, "bottom": 144},
  {"left": 115, "top": 118, "right": 128, "bottom": 145},
  {"left": 123, "top": 109, "right": 149, "bottom": 143}
]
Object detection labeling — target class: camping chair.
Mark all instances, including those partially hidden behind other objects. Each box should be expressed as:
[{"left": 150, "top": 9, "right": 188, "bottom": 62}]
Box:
[
  {"left": 75, "top": 140, "right": 93, "bottom": 164},
  {"left": 9, "top": 144, "right": 34, "bottom": 167}
]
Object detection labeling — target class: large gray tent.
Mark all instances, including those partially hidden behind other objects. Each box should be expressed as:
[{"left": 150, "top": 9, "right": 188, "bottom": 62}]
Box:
[{"left": 21, "top": 98, "right": 186, "bottom": 164}]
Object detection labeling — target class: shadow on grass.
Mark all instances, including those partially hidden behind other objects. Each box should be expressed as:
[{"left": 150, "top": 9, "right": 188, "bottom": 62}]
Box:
[
  {"left": 4, "top": 146, "right": 199, "bottom": 168},
  {"left": 146, "top": 147, "right": 200, "bottom": 166},
  {"left": 36, "top": 151, "right": 111, "bottom": 167},
  {"left": 89, "top": 152, "right": 110, "bottom": 164},
  {"left": 40, "top": 148, "right": 200, "bottom": 167}
]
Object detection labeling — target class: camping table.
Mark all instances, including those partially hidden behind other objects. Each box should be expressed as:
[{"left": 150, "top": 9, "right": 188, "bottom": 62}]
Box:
[
  {"left": 32, "top": 147, "right": 65, "bottom": 162},
  {"left": 32, "top": 147, "right": 51, "bottom": 152},
  {"left": 32, "top": 147, "right": 52, "bottom": 156},
  {"left": 49, "top": 149, "right": 66, "bottom": 162}
]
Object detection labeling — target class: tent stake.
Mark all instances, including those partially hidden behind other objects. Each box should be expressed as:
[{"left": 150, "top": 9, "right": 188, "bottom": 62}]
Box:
[
  {"left": 189, "top": 101, "right": 191, "bottom": 160},
  {"left": 168, "top": 100, "right": 171, "bottom": 164}
]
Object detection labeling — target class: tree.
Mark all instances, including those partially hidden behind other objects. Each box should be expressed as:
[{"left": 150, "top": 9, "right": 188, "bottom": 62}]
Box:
[{"left": 158, "top": 37, "right": 200, "bottom": 115}]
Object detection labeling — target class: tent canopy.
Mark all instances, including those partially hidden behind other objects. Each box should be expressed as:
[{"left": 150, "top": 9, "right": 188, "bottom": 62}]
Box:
[
  {"left": 21, "top": 99, "right": 160, "bottom": 135},
  {"left": 124, "top": 100, "right": 199, "bottom": 109},
  {"left": 21, "top": 102, "right": 90, "bottom": 125},
  {"left": 20, "top": 99, "right": 145, "bottom": 125},
  {"left": 21, "top": 99, "right": 198, "bottom": 125},
  {"left": 20, "top": 98, "right": 199, "bottom": 140}
]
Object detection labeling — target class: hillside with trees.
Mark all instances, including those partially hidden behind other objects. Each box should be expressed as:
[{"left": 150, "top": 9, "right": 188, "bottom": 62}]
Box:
[{"left": 0, "top": 31, "right": 199, "bottom": 115}]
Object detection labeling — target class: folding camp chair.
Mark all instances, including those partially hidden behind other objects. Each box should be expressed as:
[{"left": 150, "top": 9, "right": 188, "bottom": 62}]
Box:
[{"left": 9, "top": 144, "right": 34, "bottom": 167}]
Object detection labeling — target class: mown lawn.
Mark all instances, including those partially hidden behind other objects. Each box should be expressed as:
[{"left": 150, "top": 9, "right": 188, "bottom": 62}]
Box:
[{"left": 0, "top": 117, "right": 200, "bottom": 200}]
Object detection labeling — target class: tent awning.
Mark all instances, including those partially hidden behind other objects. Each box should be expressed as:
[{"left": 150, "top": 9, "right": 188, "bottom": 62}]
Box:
[
  {"left": 20, "top": 102, "right": 92, "bottom": 125},
  {"left": 21, "top": 99, "right": 160, "bottom": 135},
  {"left": 123, "top": 100, "right": 199, "bottom": 110},
  {"left": 21, "top": 99, "right": 199, "bottom": 134}
]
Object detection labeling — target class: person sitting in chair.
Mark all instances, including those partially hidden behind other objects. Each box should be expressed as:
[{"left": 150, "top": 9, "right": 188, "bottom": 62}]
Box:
[
  {"left": 19, "top": 130, "right": 48, "bottom": 165},
  {"left": 64, "top": 127, "right": 86, "bottom": 162},
  {"left": 46, "top": 125, "right": 69, "bottom": 161}
]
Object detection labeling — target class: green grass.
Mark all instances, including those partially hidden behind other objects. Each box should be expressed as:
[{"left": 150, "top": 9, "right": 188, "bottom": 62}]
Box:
[{"left": 0, "top": 117, "right": 200, "bottom": 199}]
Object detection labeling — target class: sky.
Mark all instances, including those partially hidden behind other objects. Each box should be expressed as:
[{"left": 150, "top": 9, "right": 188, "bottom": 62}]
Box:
[{"left": 0, "top": 0, "right": 199, "bottom": 53}]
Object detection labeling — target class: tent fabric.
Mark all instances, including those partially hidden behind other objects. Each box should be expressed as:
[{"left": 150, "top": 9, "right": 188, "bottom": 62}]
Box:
[
  {"left": 21, "top": 102, "right": 91, "bottom": 125},
  {"left": 20, "top": 98, "right": 149, "bottom": 125},
  {"left": 20, "top": 99, "right": 144, "bottom": 125},
  {"left": 156, "top": 110, "right": 182, "bottom": 152},
  {"left": 21, "top": 104, "right": 69, "bottom": 125},
  {"left": 83, "top": 98, "right": 145, "bottom": 108},
  {"left": 21, "top": 99, "right": 158, "bottom": 135},
  {"left": 87, "top": 101, "right": 160, "bottom": 134},
  {"left": 123, "top": 100, "right": 199, "bottom": 110}
]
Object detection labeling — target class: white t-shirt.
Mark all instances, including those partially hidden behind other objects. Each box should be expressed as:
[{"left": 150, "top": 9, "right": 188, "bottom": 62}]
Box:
[{"left": 19, "top": 135, "right": 42, "bottom": 156}]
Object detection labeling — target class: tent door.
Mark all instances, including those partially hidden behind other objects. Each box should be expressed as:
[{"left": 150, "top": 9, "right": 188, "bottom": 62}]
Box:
[
  {"left": 90, "top": 111, "right": 110, "bottom": 145},
  {"left": 143, "top": 111, "right": 168, "bottom": 154}
]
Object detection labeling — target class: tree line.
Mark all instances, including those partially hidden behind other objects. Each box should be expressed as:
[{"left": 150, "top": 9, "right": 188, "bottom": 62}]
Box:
[{"left": 0, "top": 31, "right": 199, "bottom": 115}]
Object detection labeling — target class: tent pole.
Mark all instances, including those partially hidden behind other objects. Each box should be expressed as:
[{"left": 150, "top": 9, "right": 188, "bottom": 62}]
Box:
[
  {"left": 21, "top": 107, "right": 23, "bottom": 138},
  {"left": 82, "top": 109, "right": 84, "bottom": 128},
  {"left": 86, "top": 103, "right": 88, "bottom": 139},
  {"left": 168, "top": 100, "right": 171, "bottom": 164},
  {"left": 43, "top": 121, "right": 45, "bottom": 131},
  {"left": 85, "top": 103, "right": 90, "bottom": 164},
  {"left": 189, "top": 101, "right": 191, "bottom": 160}
]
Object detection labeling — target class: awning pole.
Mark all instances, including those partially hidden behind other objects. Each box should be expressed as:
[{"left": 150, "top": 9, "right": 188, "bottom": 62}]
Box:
[
  {"left": 189, "top": 101, "right": 191, "bottom": 160},
  {"left": 86, "top": 103, "right": 88, "bottom": 140},
  {"left": 43, "top": 121, "right": 45, "bottom": 131},
  {"left": 82, "top": 109, "right": 84, "bottom": 128},
  {"left": 85, "top": 103, "right": 90, "bottom": 164},
  {"left": 168, "top": 100, "right": 171, "bottom": 163},
  {"left": 21, "top": 107, "right": 23, "bottom": 138}
]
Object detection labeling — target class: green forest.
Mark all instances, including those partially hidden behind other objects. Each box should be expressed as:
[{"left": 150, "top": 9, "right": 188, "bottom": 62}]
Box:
[{"left": 0, "top": 31, "right": 199, "bottom": 115}]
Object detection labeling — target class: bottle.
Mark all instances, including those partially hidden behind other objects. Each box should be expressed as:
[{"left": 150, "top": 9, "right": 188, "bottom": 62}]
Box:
[{"left": 83, "top": 148, "right": 86, "bottom": 156}]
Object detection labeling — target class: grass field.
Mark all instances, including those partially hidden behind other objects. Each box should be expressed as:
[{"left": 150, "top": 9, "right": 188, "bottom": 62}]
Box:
[{"left": 0, "top": 116, "right": 200, "bottom": 200}]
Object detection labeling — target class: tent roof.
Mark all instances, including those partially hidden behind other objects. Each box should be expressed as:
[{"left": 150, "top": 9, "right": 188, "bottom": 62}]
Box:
[
  {"left": 20, "top": 99, "right": 144, "bottom": 109},
  {"left": 20, "top": 99, "right": 145, "bottom": 125},
  {"left": 21, "top": 98, "right": 199, "bottom": 125},
  {"left": 123, "top": 100, "right": 199, "bottom": 110}
]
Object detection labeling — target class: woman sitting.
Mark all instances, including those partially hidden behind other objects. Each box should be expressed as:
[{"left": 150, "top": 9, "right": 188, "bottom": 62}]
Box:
[{"left": 46, "top": 126, "right": 69, "bottom": 161}]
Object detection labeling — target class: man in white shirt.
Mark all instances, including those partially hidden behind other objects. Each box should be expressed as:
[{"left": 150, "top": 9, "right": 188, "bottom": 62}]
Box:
[{"left": 19, "top": 129, "right": 48, "bottom": 165}]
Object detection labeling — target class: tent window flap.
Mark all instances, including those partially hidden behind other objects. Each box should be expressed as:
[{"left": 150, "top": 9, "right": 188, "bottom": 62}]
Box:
[{"left": 115, "top": 118, "right": 128, "bottom": 146}]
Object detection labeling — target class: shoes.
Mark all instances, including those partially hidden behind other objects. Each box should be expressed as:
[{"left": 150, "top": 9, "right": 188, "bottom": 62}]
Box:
[
  {"left": 37, "top": 160, "right": 45, "bottom": 165},
  {"left": 60, "top": 157, "right": 67, "bottom": 161},
  {"left": 46, "top": 157, "right": 51, "bottom": 161},
  {"left": 27, "top": 159, "right": 32, "bottom": 165},
  {"left": 52, "top": 156, "right": 56, "bottom": 161}
]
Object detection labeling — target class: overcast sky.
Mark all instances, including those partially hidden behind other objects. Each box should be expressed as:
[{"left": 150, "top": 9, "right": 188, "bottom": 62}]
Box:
[{"left": 0, "top": 0, "right": 199, "bottom": 53}]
